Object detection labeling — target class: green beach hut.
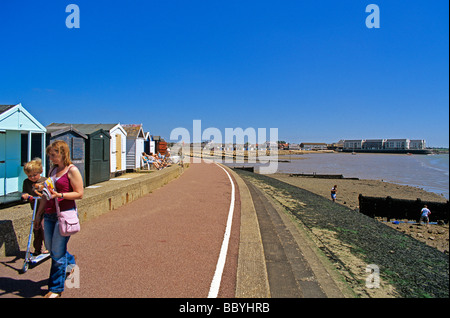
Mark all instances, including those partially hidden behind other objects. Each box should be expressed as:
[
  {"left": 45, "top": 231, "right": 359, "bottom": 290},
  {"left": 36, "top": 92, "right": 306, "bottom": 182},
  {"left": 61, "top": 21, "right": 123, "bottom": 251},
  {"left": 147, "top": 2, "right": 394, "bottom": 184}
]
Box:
[{"left": 0, "top": 103, "right": 47, "bottom": 204}]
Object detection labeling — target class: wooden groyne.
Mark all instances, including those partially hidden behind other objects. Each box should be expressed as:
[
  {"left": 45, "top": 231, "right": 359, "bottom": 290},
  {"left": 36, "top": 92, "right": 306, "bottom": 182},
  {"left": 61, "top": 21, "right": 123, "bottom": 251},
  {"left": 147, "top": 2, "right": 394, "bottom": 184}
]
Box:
[
  {"left": 289, "top": 173, "right": 359, "bottom": 180},
  {"left": 358, "top": 195, "right": 449, "bottom": 223}
]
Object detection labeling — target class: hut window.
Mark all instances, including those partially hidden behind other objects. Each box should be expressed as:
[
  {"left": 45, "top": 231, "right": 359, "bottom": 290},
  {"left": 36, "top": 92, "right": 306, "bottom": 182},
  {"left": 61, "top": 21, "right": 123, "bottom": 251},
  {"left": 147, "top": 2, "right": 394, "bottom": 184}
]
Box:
[
  {"left": 21, "top": 133, "right": 43, "bottom": 165},
  {"left": 103, "top": 138, "right": 109, "bottom": 161},
  {"left": 72, "top": 138, "right": 84, "bottom": 160}
]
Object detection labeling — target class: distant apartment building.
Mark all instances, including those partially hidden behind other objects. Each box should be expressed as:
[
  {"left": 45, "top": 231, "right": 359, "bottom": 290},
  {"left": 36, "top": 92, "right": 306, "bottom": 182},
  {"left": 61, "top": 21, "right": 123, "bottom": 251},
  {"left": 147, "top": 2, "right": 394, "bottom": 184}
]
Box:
[
  {"left": 343, "top": 138, "right": 426, "bottom": 150},
  {"left": 384, "top": 139, "right": 409, "bottom": 150},
  {"left": 362, "top": 139, "right": 386, "bottom": 150},
  {"left": 410, "top": 139, "right": 426, "bottom": 149},
  {"left": 343, "top": 140, "right": 364, "bottom": 150}
]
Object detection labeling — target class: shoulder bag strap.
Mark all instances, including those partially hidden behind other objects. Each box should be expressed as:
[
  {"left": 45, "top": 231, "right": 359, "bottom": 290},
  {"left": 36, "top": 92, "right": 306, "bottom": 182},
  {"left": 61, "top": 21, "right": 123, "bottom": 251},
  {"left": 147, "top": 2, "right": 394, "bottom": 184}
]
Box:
[{"left": 65, "top": 164, "right": 77, "bottom": 210}]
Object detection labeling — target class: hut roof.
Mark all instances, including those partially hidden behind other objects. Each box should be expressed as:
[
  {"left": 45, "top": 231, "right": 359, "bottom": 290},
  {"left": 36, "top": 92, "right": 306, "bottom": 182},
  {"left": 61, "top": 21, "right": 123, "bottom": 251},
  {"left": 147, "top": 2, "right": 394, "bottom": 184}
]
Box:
[
  {"left": 0, "top": 105, "right": 16, "bottom": 114},
  {"left": 122, "top": 124, "right": 145, "bottom": 139},
  {"left": 45, "top": 124, "right": 88, "bottom": 139},
  {"left": 47, "top": 123, "right": 119, "bottom": 135}
]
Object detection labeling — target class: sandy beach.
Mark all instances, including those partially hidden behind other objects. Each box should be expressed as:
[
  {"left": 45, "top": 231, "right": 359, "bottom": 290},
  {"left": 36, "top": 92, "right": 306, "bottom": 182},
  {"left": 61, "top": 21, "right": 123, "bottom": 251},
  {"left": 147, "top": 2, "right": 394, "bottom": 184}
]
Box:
[
  {"left": 237, "top": 169, "right": 448, "bottom": 297},
  {"left": 270, "top": 173, "right": 449, "bottom": 253}
]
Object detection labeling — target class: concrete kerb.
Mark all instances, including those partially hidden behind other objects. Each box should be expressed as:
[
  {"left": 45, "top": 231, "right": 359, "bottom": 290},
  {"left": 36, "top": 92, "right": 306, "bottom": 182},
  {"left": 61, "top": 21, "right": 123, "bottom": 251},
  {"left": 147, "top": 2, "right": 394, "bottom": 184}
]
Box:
[
  {"left": 220, "top": 165, "right": 271, "bottom": 298},
  {"left": 255, "top": 185, "right": 348, "bottom": 298},
  {"left": 229, "top": 168, "right": 348, "bottom": 298},
  {"left": 0, "top": 164, "right": 187, "bottom": 257}
]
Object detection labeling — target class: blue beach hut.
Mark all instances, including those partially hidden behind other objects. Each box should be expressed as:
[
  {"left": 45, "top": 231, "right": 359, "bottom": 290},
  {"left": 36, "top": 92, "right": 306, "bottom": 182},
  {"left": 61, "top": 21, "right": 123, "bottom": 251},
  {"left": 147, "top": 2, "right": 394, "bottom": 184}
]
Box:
[
  {"left": 47, "top": 123, "right": 112, "bottom": 186},
  {"left": 46, "top": 124, "right": 88, "bottom": 186},
  {"left": 0, "top": 104, "right": 46, "bottom": 204}
]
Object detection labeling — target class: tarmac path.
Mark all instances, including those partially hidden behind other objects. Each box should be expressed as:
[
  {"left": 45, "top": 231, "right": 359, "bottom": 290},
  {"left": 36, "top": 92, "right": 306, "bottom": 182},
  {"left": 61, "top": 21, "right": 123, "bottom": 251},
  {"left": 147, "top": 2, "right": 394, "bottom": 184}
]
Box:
[{"left": 0, "top": 161, "right": 241, "bottom": 298}]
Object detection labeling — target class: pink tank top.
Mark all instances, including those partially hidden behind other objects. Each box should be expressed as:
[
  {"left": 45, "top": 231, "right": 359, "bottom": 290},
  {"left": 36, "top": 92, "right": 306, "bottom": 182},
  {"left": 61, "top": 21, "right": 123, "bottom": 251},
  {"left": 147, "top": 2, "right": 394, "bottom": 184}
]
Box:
[{"left": 45, "top": 165, "right": 76, "bottom": 214}]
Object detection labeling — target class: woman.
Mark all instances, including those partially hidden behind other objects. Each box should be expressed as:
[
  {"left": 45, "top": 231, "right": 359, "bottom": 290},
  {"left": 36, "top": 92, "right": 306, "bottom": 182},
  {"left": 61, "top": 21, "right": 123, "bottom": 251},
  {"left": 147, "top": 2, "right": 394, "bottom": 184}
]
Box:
[
  {"left": 36, "top": 140, "right": 84, "bottom": 298},
  {"left": 142, "top": 152, "right": 161, "bottom": 170}
]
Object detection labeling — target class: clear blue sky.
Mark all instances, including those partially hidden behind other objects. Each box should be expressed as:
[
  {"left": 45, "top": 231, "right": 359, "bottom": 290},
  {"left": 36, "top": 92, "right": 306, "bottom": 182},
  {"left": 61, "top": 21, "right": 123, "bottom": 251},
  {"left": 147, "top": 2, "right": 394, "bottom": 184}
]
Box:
[{"left": 1, "top": 1, "right": 448, "bottom": 146}]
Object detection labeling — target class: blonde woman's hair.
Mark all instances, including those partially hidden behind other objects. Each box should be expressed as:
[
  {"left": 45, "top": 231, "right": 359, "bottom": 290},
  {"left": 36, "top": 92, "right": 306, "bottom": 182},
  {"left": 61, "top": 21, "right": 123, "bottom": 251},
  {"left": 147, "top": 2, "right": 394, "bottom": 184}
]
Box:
[
  {"left": 46, "top": 140, "right": 72, "bottom": 167},
  {"left": 23, "top": 158, "right": 43, "bottom": 174}
]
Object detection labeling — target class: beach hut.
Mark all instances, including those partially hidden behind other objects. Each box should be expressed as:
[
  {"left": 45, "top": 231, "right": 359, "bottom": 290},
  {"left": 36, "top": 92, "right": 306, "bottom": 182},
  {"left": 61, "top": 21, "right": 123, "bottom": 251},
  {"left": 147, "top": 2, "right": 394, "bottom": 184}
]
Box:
[
  {"left": 46, "top": 124, "right": 111, "bottom": 186},
  {"left": 123, "top": 124, "right": 145, "bottom": 171},
  {"left": 45, "top": 124, "right": 88, "bottom": 186},
  {"left": 71, "top": 125, "right": 111, "bottom": 186},
  {"left": 47, "top": 123, "right": 127, "bottom": 178},
  {"left": 108, "top": 124, "right": 127, "bottom": 177},
  {"left": 83, "top": 128, "right": 111, "bottom": 186},
  {"left": 152, "top": 135, "right": 168, "bottom": 155},
  {"left": 144, "top": 132, "right": 155, "bottom": 155},
  {"left": 0, "top": 104, "right": 46, "bottom": 204}
]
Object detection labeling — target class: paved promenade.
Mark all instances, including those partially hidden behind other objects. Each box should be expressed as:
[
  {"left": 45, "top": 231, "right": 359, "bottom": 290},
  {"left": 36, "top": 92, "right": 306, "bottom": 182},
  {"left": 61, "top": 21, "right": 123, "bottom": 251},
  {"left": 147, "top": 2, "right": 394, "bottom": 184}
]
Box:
[
  {"left": 0, "top": 162, "right": 240, "bottom": 298},
  {"left": 1, "top": 161, "right": 344, "bottom": 299}
]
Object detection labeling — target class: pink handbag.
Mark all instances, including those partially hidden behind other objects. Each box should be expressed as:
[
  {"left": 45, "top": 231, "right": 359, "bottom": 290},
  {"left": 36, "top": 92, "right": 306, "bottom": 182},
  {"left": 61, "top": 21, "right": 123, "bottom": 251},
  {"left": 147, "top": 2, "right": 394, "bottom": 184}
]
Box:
[{"left": 55, "top": 199, "right": 80, "bottom": 236}]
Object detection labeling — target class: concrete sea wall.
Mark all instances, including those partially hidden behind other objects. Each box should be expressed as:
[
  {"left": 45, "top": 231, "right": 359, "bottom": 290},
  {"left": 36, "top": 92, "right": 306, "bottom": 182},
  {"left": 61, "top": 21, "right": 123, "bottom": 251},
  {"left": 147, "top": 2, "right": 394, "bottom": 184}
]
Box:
[{"left": 0, "top": 164, "right": 186, "bottom": 257}]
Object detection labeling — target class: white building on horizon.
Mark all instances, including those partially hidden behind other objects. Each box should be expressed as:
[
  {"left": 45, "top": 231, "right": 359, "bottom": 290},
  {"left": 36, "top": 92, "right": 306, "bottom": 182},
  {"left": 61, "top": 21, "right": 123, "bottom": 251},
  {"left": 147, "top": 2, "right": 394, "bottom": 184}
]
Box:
[
  {"left": 343, "top": 140, "right": 364, "bottom": 150},
  {"left": 410, "top": 139, "right": 426, "bottom": 149},
  {"left": 343, "top": 138, "right": 427, "bottom": 150}
]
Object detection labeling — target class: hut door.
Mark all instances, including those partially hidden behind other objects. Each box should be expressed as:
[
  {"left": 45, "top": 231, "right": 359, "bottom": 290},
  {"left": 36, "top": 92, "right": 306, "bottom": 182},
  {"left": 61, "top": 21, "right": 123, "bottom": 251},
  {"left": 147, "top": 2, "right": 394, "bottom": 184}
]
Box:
[{"left": 116, "top": 134, "right": 121, "bottom": 170}]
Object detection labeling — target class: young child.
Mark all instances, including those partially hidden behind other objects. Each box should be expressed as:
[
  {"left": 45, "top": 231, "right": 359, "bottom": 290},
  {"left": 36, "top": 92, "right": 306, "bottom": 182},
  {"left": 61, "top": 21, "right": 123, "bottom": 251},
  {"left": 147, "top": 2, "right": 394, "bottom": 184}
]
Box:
[
  {"left": 21, "top": 158, "right": 47, "bottom": 255},
  {"left": 420, "top": 205, "right": 431, "bottom": 226},
  {"left": 331, "top": 185, "right": 338, "bottom": 203}
]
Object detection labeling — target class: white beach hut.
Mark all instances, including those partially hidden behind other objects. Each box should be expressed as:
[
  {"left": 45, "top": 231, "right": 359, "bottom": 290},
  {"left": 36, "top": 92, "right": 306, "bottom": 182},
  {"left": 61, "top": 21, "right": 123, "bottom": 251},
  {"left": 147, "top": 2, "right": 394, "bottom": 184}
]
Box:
[
  {"left": 123, "top": 124, "right": 145, "bottom": 171},
  {"left": 1, "top": 104, "right": 46, "bottom": 204},
  {"left": 144, "top": 132, "right": 155, "bottom": 155},
  {"left": 106, "top": 124, "right": 127, "bottom": 177}
]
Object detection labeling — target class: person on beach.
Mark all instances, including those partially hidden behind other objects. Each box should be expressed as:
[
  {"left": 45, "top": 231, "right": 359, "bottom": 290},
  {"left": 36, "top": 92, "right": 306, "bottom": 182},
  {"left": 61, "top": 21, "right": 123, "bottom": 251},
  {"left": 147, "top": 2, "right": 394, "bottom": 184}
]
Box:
[
  {"left": 153, "top": 152, "right": 168, "bottom": 169},
  {"left": 142, "top": 152, "right": 161, "bottom": 170},
  {"left": 22, "top": 158, "right": 48, "bottom": 255},
  {"left": 420, "top": 205, "right": 431, "bottom": 226},
  {"left": 165, "top": 149, "right": 171, "bottom": 164},
  {"left": 331, "top": 185, "right": 337, "bottom": 203},
  {"left": 35, "top": 140, "right": 84, "bottom": 298}
]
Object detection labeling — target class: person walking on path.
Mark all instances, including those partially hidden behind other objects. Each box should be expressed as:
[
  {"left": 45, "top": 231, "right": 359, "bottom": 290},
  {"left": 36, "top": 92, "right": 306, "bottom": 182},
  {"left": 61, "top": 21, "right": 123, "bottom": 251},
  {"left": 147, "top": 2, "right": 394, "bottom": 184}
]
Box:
[
  {"left": 331, "top": 185, "right": 337, "bottom": 203},
  {"left": 420, "top": 205, "right": 431, "bottom": 226},
  {"left": 35, "top": 140, "right": 84, "bottom": 298}
]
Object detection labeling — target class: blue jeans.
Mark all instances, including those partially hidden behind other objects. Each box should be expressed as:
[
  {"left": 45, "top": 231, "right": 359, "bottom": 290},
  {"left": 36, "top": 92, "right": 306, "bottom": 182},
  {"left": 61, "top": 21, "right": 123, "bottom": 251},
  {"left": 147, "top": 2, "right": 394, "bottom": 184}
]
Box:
[{"left": 44, "top": 213, "right": 76, "bottom": 293}]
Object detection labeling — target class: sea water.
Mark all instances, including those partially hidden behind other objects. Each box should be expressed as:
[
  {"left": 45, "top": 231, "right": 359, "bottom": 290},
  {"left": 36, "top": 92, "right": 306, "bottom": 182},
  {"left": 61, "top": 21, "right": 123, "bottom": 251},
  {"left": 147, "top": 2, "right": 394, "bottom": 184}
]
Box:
[{"left": 275, "top": 153, "right": 449, "bottom": 199}]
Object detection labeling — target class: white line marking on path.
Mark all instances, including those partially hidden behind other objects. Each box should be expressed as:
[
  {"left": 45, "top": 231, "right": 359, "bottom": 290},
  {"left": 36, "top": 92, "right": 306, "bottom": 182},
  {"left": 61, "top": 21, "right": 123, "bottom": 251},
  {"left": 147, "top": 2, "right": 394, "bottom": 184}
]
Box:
[{"left": 208, "top": 163, "right": 236, "bottom": 298}]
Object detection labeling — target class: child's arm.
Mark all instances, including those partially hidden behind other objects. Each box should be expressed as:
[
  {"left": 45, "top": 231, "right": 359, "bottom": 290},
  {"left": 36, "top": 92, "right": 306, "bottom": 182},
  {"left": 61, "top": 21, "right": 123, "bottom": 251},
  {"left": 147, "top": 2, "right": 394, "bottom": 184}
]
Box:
[
  {"left": 21, "top": 180, "right": 31, "bottom": 200},
  {"left": 33, "top": 196, "right": 48, "bottom": 229}
]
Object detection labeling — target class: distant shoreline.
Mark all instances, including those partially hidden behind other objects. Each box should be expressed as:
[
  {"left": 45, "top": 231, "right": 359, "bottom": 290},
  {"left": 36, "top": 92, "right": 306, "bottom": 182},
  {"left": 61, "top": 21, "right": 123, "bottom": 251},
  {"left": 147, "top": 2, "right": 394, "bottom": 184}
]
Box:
[
  {"left": 269, "top": 172, "right": 448, "bottom": 211},
  {"left": 342, "top": 149, "right": 432, "bottom": 154}
]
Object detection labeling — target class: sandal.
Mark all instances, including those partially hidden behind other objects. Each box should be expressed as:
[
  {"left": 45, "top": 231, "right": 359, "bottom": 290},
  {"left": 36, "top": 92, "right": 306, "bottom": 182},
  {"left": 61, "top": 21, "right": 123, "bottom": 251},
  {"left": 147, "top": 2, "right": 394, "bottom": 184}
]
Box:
[{"left": 44, "top": 291, "right": 61, "bottom": 298}]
